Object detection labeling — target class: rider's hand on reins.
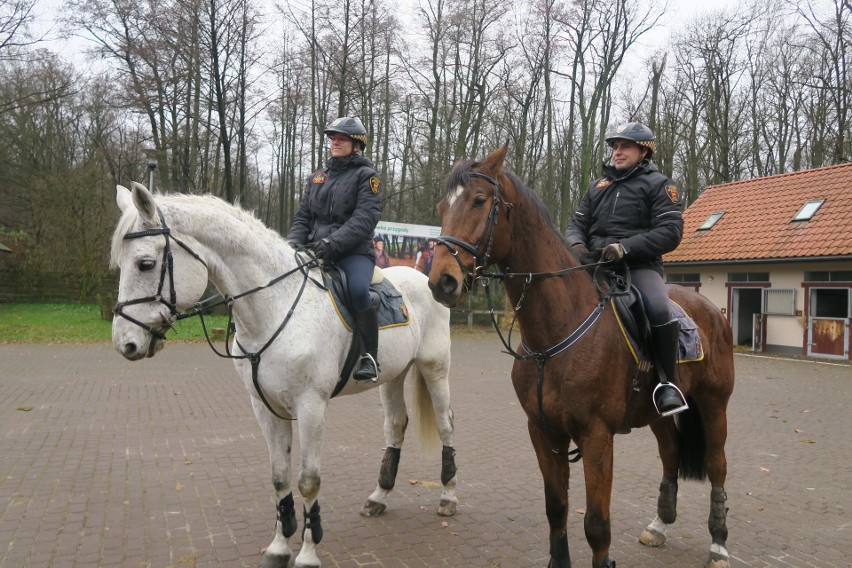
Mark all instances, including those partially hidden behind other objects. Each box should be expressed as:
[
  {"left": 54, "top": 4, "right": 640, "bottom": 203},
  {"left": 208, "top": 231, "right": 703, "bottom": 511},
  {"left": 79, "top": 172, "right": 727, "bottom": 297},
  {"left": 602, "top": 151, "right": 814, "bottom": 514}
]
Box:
[{"left": 601, "top": 242, "right": 625, "bottom": 262}]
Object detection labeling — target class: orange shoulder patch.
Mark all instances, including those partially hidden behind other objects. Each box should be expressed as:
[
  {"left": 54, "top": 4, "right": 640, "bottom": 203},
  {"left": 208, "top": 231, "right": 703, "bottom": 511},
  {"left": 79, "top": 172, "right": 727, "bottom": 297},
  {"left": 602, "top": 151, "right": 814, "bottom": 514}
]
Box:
[
  {"left": 370, "top": 176, "right": 381, "bottom": 195},
  {"left": 665, "top": 184, "right": 680, "bottom": 203},
  {"left": 312, "top": 171, "right": 327, "bottom": 184}
]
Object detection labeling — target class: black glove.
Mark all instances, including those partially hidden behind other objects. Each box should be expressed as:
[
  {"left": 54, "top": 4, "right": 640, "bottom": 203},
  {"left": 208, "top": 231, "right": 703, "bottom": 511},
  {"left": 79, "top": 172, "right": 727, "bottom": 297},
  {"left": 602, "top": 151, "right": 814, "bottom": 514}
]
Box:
[
  {"left": 312, "top": 238, "right": 336, "bottom": 260},
  {"left": 570, "top": 243, "right": 589, "bottom": 262},
  {"left": 601, "top": 242, "right": 625, "bottom": 262}
]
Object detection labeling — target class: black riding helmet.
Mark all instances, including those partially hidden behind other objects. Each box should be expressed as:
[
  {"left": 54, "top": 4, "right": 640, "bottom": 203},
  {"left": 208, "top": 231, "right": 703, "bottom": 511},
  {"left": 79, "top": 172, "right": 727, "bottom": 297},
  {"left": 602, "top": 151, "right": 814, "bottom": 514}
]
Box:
[
  {"left": 605, "top": 122, "right": 656, "bottom": 158},
  {"left": 324, "top": 116, "right": 369, "bottom": 150}
]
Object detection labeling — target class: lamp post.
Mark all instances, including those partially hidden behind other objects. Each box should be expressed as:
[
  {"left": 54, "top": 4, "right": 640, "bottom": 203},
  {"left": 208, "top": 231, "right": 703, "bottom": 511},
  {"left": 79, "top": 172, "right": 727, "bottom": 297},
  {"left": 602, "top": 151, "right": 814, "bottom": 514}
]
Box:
[{"left": 147, "top": 158, "right": 157, "bottom": 193}]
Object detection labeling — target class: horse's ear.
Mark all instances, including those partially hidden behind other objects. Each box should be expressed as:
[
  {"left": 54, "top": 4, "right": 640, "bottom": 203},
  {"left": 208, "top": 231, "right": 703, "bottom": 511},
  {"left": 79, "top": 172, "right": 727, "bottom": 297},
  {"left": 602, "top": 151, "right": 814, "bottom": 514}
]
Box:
[
  {"left": 129, "top": 181, "right": 158, "bottom": 222},
  {"left": 116, "top": 185, "right": 133, "bottom": 213},
  {"left": 479, "top": 143, "right": 509, "bottom": 176}
]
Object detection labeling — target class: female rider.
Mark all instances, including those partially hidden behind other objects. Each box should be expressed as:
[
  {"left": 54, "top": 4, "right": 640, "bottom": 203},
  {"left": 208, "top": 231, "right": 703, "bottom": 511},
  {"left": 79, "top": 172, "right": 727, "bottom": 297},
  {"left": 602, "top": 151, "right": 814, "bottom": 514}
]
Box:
[{"left": 288, "top": 116, "right": 382, "bottom": 382}]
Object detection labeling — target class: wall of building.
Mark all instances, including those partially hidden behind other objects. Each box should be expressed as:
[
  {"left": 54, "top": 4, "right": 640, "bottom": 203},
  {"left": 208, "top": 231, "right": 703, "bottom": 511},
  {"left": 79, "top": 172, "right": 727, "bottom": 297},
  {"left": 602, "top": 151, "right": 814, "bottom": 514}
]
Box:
[{"left": 666, "top": 260, "right": 852, "bottom": 358}]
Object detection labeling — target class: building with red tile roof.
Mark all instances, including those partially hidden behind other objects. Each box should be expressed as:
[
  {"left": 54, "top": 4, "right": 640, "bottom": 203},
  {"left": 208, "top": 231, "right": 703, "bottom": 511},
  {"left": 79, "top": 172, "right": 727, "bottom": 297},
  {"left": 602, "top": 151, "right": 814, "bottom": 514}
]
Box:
[{"left": 664, "top": 163, "right": 852, "bottom": 360}]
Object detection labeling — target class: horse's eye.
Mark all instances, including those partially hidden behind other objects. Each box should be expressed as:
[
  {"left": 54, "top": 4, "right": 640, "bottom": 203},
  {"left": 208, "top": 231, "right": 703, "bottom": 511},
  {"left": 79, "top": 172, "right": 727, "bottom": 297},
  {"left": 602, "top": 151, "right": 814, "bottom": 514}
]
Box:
[
  {"left": 472, "top": 194, "right": 488, "bottom": 208},
  {"left": 138, "top": 259, "right": 156, "bottom": 272}
]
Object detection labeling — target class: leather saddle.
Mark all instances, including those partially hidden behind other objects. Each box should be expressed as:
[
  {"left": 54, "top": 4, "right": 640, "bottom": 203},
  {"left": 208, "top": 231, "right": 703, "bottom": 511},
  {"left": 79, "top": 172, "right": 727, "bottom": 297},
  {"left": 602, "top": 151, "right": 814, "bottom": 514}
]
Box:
[
  {"left": 598, "top": 267, "right": 704, "bottom": 373},
  {"left": 320, "top": 263, "right": 410, "bottom": 396}
]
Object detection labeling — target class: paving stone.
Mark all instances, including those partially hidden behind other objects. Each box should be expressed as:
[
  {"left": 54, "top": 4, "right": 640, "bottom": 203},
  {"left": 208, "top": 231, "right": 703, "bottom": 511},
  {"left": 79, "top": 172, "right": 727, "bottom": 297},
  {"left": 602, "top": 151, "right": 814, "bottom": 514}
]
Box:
[{"left": 0, "top": 341, "right": 849, "bottom": 567}]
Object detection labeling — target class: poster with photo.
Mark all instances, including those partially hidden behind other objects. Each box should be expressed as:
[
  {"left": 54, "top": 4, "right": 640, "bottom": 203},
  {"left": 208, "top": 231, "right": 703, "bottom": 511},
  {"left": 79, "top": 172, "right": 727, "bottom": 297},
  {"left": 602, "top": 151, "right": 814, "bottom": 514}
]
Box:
[{"left": 372, "top": 221, "right": 441, "bottom": 276}]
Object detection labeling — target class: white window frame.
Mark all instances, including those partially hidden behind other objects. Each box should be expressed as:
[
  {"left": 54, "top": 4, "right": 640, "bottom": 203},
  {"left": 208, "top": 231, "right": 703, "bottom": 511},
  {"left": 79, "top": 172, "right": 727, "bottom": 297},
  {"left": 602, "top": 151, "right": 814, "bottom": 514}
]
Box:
[{"left": 763, "top": 288, "right": 796, "bottom": 316}]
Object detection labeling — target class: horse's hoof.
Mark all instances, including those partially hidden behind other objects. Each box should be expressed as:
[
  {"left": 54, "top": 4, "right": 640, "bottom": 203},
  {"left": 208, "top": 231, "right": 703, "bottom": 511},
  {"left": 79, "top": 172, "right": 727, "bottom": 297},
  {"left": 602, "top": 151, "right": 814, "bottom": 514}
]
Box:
[
  {"left": 639, "top": 527, "right": 666, "bottom": 547},
  {"left": 706, "top": 544, "right": 731, "bottom": 568},
  {"left": 360, "top": 499, "right": 387, "bottom": 517},
  {"left": 437, "top": 497, "right": 457, "bottom": 517},
  {"left": 258, "top": 552, "right": 293, "bottom": 568}
]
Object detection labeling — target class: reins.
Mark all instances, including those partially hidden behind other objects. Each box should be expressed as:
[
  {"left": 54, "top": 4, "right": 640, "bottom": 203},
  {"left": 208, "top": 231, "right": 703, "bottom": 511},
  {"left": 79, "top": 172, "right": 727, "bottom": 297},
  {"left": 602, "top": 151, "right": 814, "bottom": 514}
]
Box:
[
  {"left": 116, "top": 207, "right": 325, "bottom": 421},
  {"left": 437, "top": 169, "right": 622, "bottom": 462}
]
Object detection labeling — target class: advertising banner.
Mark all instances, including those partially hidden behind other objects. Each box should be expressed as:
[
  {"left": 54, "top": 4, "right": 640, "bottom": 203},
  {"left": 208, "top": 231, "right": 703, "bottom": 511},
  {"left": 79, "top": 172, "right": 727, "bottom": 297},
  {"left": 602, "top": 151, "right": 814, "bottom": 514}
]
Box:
[{"left": 372, "top": 221, "right": 441, "bottom": 275}]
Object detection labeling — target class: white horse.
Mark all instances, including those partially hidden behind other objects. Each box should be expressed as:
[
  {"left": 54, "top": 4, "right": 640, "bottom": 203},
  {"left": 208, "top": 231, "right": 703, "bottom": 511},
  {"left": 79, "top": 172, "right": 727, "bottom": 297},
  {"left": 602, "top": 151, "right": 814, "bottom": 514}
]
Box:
[{"left": 110, "top": 182, "right": 457, "bottom": 568}]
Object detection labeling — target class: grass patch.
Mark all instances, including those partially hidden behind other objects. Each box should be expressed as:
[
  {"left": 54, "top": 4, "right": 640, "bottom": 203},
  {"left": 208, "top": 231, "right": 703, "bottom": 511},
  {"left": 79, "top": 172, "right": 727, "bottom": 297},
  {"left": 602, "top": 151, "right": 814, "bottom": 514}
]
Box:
[{"left": 0, "top": 304, "right": 231, "bottom": 344}]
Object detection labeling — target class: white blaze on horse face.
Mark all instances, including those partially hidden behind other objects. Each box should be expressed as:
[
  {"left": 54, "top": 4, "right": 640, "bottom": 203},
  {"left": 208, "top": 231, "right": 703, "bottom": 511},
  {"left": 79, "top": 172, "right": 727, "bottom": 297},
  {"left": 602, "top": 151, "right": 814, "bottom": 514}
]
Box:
[{"left": 446, "top": 185, "right": 466, "bottom": 208}]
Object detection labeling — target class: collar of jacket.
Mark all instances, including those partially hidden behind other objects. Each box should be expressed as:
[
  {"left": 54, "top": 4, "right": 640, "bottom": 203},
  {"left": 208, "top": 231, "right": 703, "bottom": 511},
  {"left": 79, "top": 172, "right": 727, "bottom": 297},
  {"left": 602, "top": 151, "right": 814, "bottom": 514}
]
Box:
[
  {"left": 601, "top": 159, "right": 658, "bottom": 181},
  {"left": 326, "top": 153, "right": 372, "bottom": 171}
]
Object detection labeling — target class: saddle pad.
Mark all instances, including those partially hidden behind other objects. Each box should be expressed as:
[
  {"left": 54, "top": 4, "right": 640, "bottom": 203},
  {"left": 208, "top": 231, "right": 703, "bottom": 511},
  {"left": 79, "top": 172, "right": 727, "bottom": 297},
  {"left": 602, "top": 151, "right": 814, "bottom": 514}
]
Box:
[
  {"left": 613, "top": 299, "right": 704, "bottom": 364},
  {"left": 671, "top": 301, "right": 704, "bottom": 363},
  {"left": 328, "top": 277, "right": 411, "bottom": 332}
]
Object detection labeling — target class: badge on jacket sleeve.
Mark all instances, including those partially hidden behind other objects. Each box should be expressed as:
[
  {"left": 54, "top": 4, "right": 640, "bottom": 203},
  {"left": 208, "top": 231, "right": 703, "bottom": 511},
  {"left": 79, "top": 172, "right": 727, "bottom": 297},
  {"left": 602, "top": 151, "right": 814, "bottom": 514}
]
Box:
[
  {"left": 665, "top": 184, "right": 680, "bottom": 203},
  {"left": 370, "top": 176, "right": 381, "bottom": 194},
  {"left": 312, "top": 171, "right": 327, "bottom": 184}
]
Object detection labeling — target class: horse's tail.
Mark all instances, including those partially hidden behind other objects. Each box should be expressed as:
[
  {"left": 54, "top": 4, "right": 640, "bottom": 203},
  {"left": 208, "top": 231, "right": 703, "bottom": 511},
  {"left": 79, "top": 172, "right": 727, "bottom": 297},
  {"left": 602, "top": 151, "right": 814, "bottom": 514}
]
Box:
[
  {"left": 676, "top": 397, "right": 707, "bottom": 482},
  {"left": 411, "top": 365, "right": 442, "bottom": 457}
]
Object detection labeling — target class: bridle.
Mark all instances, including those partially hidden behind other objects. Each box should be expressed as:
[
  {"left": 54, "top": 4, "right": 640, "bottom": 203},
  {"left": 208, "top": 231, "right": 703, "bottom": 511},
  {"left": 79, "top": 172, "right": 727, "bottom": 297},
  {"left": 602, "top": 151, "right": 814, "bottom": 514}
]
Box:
[
  {"left": 113, "top": 209, "right": 208, "bottom": 340},
  {"left": 435, "top": 167, "right": 619, "bottom": 462},
  {"left": 114, "top": 207, "right": 323, "bottom": 421},
  {"left": 434, "top": 171, "right": 513, "bottom": 283}
]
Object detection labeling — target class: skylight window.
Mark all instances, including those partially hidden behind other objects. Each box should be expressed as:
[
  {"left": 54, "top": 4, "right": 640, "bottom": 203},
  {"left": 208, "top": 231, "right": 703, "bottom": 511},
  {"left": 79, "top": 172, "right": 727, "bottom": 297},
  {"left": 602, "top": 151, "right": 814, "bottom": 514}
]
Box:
[
  {"left": 793, "top": 199, "right": 825, "bottom": 221},
  {"left": 698, "top": 212, "right": 725, "bottom": 231}
]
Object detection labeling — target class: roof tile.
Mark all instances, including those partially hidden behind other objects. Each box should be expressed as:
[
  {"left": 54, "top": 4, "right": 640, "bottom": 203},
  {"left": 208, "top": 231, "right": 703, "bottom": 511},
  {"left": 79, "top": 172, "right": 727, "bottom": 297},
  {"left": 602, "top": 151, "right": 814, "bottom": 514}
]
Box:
[{"left": 666, "top": 163, "right": 852, "bottom": 263}]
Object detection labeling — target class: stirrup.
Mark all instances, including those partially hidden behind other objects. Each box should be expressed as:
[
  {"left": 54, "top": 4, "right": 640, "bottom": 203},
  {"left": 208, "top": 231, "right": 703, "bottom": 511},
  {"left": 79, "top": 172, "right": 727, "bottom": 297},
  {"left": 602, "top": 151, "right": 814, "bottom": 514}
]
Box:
[
  {"left": 652, "top": 382, "right": 689, "bottom": 417},
  {"left": 353, "top": 353, "right": 379, "bottom": 383}
]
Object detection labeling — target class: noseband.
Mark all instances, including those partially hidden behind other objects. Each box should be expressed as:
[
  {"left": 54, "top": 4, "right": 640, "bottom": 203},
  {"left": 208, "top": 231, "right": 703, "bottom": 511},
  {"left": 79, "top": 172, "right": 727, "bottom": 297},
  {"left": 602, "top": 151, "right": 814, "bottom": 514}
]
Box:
[
  {"left": 435, "top": 171, "right": 513, "bottom": 279},
  {"left": 113, "top": 209, "right": 208, "bottom": 340}
]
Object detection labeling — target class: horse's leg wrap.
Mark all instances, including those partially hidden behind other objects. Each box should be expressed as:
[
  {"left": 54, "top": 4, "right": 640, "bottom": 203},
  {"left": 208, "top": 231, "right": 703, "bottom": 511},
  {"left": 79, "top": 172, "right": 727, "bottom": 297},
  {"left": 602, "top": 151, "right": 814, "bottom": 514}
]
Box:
[
  {"left": 441, "top": 445, "right": 457, "bottom": 485},
  {"left": 277, "top": 492, "right": 297, "bottom": 538},
  {"left": 548, "top": 532, "right": 571, "bottom": 568},
  {"left": 657, "top": 477, "right": 678, "bottom": 524},
  {"left": 302, "top": 501, "right": 323, "bottom": 545},
  {"left": 378, "top": 446, "right": 401, "bottom": 491},
  {"left": 708, "top": 485, "right": 728, "bottom": 544}
]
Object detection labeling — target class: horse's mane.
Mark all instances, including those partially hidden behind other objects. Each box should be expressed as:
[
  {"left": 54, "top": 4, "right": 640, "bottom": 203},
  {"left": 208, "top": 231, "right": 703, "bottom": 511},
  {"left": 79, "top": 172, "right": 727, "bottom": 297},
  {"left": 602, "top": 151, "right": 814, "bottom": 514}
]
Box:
[
  {"left": 110, "top": 193, "right": 286, "bottom": 268},
  {"left": 444, "top": 159, "right": 564, "bottom": 241}
]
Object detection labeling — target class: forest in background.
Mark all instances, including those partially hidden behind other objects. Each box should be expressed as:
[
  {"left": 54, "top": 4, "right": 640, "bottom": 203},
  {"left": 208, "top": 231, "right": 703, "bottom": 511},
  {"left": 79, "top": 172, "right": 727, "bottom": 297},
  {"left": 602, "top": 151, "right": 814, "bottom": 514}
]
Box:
[{"left": 0, "top": 0, "right": 849, "bottom": 300}]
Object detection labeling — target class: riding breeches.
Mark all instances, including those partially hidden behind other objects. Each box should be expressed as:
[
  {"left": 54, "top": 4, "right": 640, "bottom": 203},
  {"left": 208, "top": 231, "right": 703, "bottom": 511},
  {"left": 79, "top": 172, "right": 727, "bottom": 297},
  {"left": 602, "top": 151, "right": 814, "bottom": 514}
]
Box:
[
  {"left": 336, "top": 254, "right": 374, "bottom": 312},
  {"left": 631, "top": 268, "right": 672, "bottom": 326}
]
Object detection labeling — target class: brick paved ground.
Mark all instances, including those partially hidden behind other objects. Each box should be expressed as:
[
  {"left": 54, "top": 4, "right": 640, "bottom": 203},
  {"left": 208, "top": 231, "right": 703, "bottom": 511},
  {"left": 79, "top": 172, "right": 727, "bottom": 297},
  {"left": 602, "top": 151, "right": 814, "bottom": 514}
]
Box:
[{"left": 0, "top": 336, "right": 850, "bottom": 567}]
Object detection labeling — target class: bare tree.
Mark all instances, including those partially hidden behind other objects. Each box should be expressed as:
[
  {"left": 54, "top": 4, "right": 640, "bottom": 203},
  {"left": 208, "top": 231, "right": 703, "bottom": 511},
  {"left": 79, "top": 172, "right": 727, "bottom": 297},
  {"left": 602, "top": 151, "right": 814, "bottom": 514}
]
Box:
[{"left": 794, "top": 0, "right": 852, "bottom": 164}]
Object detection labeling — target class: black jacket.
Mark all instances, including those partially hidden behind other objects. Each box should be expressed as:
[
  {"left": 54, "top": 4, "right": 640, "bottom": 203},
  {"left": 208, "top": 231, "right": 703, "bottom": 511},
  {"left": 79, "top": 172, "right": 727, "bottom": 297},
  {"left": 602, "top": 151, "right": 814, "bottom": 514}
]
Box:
[
  {"left": 288, "top": 153, "right": 382, "bottom": 260},
  {"left": 564, "top": 160, "right": 683, "bottom": 274}
]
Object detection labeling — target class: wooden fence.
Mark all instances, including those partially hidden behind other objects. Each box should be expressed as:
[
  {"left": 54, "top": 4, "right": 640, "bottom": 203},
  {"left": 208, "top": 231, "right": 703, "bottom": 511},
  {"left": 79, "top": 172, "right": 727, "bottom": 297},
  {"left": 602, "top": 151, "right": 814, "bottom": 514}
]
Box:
[{"left": 0, "top": 271, "right": 118, "bottom": 304}]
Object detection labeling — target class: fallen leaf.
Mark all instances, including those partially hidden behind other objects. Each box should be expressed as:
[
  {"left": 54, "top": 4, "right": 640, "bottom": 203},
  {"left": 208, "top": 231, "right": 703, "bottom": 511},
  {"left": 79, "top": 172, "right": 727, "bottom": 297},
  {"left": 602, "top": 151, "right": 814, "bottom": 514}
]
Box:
[
  {"left": 16, "top": 406, "right": 33, "bottom": 412},
  {"left": 451, "top": 531, "right": 459, "bottom": 536},
  {"left": 794, "top": 429, "right": 804, "bottom": 434},
  {"left": 419, "top": 506, "right": 428, "bottom": 512},
  {"left": 408, "top": 479, "right": 418, "bottom": 485},
  {"left": 176, "top": 482, "right": 185, "bottom": 491},
  {"left": 801, "top": 439, "right": 816, "bottom": 444},
  {"left": 760, "top": 467, "right": 770, "bottom": 473},
  {"left": 442, "top": 521, "right": 449, "bottom": 527},
  {"left": 575, "top": 508, "right": 586, "bottom": 514},
  {"left": 184, "top": 460, "right": 193, "bottom": 465}
]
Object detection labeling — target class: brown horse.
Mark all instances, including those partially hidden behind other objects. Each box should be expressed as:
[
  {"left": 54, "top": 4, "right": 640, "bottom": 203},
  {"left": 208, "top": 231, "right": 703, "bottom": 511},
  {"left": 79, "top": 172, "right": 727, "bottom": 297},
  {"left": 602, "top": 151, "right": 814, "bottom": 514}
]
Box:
[{"left": 429, "top": 145, "right": 734, "bottom": 568}]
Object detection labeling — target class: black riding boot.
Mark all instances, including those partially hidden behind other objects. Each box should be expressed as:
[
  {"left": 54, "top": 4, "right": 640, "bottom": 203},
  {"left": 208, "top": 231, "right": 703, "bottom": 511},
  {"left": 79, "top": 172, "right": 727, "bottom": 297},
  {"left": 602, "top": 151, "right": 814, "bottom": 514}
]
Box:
[
  {"left": 353, "top": 307, "right": 380, "bottom": 382},
  {"left": 651, "top": 319, "right": 689, "bottom": 417}
]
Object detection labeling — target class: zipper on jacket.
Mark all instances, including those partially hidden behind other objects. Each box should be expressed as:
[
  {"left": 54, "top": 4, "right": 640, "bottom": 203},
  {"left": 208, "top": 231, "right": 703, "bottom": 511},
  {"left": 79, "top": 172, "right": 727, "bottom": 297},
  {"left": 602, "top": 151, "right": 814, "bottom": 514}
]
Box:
[{"left": 612, "top": 188, "right": 620, "bottom": 214}]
